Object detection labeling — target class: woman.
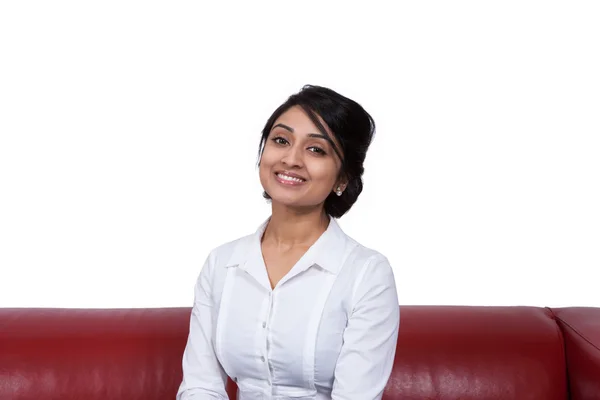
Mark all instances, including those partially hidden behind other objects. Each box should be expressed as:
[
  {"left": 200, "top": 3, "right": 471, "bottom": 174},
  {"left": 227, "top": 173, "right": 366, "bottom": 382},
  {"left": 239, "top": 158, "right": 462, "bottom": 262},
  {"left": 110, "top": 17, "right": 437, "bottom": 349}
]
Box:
[{"left": 177, "top": 85, "right": 399, "bottom": 400}]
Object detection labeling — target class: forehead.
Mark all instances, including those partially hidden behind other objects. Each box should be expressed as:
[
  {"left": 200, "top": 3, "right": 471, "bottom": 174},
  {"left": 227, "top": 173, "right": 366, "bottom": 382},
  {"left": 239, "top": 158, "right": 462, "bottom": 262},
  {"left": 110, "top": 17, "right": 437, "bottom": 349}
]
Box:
[{"left": 272, "top": 106, "right": 330, "bottom": 135}]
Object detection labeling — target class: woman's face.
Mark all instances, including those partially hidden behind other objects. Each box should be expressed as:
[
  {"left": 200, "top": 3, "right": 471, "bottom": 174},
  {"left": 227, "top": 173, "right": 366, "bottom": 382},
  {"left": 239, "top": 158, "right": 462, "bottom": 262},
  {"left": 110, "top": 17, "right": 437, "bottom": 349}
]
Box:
[{"left": 259, "top": 106, "right": 345, "bottom": 211}]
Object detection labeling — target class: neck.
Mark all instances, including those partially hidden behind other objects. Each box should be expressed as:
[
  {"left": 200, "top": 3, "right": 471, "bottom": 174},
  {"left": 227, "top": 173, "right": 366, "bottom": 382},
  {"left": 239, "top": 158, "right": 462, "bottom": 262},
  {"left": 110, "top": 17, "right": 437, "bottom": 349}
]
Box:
[{"left": 262, "top": 203, "right": 330, "bottom": 248}]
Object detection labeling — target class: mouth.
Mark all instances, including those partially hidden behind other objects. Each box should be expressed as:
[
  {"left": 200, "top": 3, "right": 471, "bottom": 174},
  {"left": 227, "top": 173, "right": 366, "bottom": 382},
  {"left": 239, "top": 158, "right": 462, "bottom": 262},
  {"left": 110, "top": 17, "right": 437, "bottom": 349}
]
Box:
[{"left": 274, "top": 172, "right": 307, "bottom": 186}]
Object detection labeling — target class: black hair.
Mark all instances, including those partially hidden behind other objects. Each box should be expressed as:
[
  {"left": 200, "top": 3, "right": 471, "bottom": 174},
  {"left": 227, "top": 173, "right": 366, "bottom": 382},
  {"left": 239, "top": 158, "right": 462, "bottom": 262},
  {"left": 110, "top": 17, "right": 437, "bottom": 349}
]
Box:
[{"left": 257, "top": 84, "right": 375, "bottom": 218}]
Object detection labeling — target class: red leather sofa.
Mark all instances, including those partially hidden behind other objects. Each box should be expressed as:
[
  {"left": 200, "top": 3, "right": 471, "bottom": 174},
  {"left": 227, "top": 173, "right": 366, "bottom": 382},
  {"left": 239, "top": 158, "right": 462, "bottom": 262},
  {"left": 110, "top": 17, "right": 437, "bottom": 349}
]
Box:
[{"left": 1, "top": 306, "right": 598, "bottom": 399}]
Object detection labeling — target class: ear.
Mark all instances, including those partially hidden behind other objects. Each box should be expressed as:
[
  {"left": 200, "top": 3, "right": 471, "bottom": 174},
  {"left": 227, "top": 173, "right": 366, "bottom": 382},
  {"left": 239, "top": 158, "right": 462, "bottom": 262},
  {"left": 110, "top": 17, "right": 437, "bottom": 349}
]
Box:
[
  {"left": 335, "top": 182, "right": 347, "bottom": 191},
  {"left": 333, "top": 176, "right": 349, "bottom": 195}
]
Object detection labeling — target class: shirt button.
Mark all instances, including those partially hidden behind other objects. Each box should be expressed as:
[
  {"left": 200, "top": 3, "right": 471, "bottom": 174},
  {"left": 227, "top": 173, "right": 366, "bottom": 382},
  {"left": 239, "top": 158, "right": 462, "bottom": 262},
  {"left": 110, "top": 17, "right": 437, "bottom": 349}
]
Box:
[
  {"left": 260, "top": 356, "right": 265, "bottom": 362},
  {"left": 262, "top": 322, "right": 266, "bottom": 328}
]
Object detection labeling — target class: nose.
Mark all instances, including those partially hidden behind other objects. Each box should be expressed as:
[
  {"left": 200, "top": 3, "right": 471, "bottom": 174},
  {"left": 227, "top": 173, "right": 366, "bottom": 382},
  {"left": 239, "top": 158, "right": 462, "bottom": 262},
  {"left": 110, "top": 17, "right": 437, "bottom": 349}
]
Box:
[{"left": 281, "top": 143, "right": 304, "bottom": 168}]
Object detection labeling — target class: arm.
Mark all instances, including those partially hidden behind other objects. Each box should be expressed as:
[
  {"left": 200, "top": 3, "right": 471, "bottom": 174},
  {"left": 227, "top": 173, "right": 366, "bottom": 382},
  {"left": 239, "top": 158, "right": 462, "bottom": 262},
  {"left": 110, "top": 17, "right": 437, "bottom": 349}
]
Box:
[
  {"left": 331, "top": 256, "right": 400, "bottom": 400},
  {"left": 176, "top": 252, "right": 229, "bottom": 400}
]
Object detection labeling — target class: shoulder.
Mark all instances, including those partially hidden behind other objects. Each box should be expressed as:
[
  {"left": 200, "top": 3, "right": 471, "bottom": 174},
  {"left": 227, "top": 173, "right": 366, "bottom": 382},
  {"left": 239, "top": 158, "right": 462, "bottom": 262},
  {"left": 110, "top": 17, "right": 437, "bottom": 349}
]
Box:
[
  {"left": 340, "top": 237, "right": 396, "bottom": 300},
  {"left": 205, "top": 233, "right": 254, "bottom": 269},
  {"left": 195, "top": 232, "right": 255, "bottom": 292},
  {"left": 343, "top": 235, "right": 393, "bottom": 276},
  {"left": 199, "top": 218, "right": 267, "bottom": 277}
]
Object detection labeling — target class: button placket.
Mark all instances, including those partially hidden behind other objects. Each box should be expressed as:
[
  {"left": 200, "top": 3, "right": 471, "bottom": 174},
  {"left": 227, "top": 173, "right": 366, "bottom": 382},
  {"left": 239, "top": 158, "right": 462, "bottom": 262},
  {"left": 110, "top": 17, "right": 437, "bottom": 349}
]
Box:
[{"left": 265, "top": 289, "right": 275, "bottom": 381}]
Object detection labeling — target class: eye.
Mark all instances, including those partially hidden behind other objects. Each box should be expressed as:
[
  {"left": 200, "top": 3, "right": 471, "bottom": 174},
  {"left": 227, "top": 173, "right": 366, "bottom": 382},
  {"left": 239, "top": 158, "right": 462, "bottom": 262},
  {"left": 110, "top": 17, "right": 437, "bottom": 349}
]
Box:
[
  {"left": 271, "top": 136, "right": 289, "bottom": 145},
  {"left": 308, "top": 146, "right": 326, "bottom": 155}
]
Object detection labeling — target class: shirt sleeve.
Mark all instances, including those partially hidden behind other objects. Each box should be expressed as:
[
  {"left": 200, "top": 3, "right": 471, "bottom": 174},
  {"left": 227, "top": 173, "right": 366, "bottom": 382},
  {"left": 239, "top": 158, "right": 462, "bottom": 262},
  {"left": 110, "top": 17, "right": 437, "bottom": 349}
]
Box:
[
  {"left": 176, "top": 252, "right": 229, "bottom": 400},
  {"left": 331, "top": 256, "right": 400, "bottom": 400}
]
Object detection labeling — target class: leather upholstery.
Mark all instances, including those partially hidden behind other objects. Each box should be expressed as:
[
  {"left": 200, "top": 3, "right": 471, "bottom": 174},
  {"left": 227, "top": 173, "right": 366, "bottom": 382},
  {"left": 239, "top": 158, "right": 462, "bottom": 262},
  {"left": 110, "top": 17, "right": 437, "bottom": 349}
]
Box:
[
  {"left": 552, "top": 307, "right": 600, "bottom": 400},
  {"left": 1, "top": 306, "right": 598, "bottom": 399},
  {"left": 0, "top": 308, "right": 189, "bottom": 400},
  {"left": 384, "top": 306, "right": 566, "bottom": 400}
]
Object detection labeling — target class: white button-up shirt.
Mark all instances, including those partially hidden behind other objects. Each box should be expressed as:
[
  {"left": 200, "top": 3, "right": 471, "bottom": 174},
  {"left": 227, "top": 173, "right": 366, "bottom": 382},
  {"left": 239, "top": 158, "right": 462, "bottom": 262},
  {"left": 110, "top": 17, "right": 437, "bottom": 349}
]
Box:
[{"left": 177, "top": 217, "right": 400, "bottom": 400}]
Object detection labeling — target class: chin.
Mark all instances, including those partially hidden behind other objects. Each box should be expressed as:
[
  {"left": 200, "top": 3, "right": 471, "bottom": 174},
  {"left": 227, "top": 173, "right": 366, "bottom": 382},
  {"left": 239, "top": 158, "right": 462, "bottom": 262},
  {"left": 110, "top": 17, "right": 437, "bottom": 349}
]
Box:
[
  {"left": 268, "top": 191, "right": 304, "bottom": 206},
  {"left": 268, "top": 191, "right": 326, "bottom": 212}
]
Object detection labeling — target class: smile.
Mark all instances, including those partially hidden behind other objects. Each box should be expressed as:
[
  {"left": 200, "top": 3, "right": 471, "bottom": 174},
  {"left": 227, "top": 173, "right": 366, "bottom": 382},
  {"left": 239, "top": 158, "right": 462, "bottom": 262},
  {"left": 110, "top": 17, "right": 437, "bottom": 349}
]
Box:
[{"left": 275, "top": 173, "right": 306, "bottom": 186}]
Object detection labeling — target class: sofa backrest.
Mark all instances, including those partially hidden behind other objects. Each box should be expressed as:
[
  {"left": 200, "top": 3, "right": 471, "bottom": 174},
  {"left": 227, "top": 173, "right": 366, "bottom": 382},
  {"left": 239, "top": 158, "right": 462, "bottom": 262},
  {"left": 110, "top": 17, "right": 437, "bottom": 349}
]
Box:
[
  {"left": 0, "top": 306, "right": 591, "bottom": 400},
  {"left": 386, "top": 306, "right": 567, "bottom": 399},
  {"left": 552, "top": 307, "right": 600, "bottom": 400},
  {"left": 0, "top": 308, "right": 189, "bottom": 400}
]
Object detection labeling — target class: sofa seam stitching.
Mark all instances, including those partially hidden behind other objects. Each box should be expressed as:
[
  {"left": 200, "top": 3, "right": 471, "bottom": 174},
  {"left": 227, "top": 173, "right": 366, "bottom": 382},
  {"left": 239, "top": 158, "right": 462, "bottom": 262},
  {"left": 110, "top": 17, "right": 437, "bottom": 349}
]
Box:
[
  {"left": 549, "top": 308, "right": 600, "bottom": 352},
  {"left": 545, "top": 307, "right": 571, "bottom": 397}
]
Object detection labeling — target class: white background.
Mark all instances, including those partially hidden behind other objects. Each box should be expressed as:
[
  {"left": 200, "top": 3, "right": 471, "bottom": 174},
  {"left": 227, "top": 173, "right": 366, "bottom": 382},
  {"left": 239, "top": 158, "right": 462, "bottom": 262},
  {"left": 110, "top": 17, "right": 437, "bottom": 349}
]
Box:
[{"left": 1, "top": 1, "right": 598, "bottom": 308}]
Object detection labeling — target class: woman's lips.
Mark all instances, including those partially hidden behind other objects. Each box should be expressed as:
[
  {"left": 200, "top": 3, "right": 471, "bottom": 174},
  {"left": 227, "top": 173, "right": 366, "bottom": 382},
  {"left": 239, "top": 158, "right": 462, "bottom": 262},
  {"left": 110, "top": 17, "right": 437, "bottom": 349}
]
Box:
[{"left": 274, "top": 172, "right": 306, "bottom": 186}]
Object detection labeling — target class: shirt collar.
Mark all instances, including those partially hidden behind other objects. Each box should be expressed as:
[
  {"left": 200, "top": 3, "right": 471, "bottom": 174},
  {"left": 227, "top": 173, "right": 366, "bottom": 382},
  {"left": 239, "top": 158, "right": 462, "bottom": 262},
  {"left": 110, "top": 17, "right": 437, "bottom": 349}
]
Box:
[{"left": 226, "top": 216, "right": 348, "bottom": 275}]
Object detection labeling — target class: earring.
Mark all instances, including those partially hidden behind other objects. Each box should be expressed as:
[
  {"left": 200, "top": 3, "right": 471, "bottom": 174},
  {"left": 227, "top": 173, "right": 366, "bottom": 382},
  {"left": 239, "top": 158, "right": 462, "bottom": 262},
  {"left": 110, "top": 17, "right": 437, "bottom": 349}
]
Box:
[{"left": 336, "top": 187, "right": 343, "bottom": 196}]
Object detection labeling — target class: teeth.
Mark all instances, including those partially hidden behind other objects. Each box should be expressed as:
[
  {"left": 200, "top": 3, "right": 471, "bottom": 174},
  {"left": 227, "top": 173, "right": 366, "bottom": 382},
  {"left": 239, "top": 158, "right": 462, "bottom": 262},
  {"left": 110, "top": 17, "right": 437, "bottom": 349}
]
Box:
[{"left": 277, "top": 173, "right": 304, "bottom": 183}]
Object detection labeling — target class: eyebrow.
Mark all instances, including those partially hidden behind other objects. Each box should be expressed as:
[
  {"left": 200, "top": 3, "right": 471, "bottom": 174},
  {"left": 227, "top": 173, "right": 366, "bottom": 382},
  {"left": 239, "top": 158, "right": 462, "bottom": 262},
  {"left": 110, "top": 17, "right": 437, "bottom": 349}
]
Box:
[{"left": 272, "top": 123, "right": 331, "bottom": 142}]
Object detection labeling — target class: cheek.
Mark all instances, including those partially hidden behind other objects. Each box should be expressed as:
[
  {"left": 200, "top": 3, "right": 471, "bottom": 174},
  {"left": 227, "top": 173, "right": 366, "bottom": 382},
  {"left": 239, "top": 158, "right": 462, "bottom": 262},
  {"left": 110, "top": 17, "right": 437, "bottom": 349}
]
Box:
[
  {"left": 260, "top": 145, "right": 280, "bottom": 164},
  {"left": 258, "top": 160, "right": 269, "bottom": 181},
  {"left": 309, "top": 162, "right": 339, "bottom": 185},
  {"left": 258, "top": 150, "right": 276, "bottom": 179}
]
